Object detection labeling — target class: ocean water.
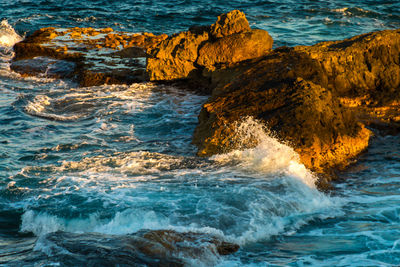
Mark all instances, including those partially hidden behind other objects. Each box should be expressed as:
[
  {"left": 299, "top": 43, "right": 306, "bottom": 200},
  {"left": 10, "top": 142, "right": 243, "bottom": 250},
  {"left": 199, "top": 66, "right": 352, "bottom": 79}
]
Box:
[{"left": 1, "top": 0, "right": 400, "bottom": 266}]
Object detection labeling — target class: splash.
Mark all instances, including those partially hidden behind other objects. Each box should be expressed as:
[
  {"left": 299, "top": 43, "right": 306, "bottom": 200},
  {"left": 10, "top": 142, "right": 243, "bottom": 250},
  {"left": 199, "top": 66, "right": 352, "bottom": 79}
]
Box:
[
  {"left": 0, "top": 20, "right": 22, "bottom": 48},
  {"left": 212, "top": 117, "right": 317, "bottom": 187}
]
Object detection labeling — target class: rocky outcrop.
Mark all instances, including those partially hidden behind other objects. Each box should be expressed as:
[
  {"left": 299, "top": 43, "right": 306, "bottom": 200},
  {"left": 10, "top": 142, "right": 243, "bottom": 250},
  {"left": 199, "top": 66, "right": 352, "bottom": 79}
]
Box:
[
  {"left": 12, "top": 27, "right": 167, "bottom": 86},
  {"left": 11, "top": 10, "right": 400, "bottom": 175},
  {"left": 210, "top": 10, "right": 250, "bottom": 38},
  {"left": 146, "top": 29, "right": 210, "bottom": 81},
  {"left": 193, "top": 28, "right": 400, "bottom": 174},
  {"left": 146, "top": 10, "right": 273, "bottom": 90},
  {"left": 194, "top": 77, "right": 372, "bottom": 173}
]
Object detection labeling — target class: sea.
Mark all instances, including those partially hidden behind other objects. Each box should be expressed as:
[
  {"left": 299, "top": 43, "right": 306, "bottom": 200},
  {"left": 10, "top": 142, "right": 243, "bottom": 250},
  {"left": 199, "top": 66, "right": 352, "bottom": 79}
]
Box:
[{"left": 1, "top": 0, "right": 400, "bottom": 266}]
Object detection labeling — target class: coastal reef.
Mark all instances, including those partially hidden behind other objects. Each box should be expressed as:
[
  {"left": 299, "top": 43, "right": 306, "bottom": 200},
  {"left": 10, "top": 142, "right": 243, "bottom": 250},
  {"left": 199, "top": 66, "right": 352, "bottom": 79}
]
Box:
[
  {"left": 12, "top": 27, "right": 167, "bottom": 86},
  {"left": 11, "top": 10, "right": 400, "bottom": 175}
]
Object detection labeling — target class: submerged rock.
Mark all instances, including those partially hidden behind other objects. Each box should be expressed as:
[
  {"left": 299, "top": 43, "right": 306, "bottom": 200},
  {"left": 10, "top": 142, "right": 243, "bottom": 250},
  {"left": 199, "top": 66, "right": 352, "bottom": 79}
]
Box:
[{"left": 21, "top": 230, "right": 239, "bottom": 266}]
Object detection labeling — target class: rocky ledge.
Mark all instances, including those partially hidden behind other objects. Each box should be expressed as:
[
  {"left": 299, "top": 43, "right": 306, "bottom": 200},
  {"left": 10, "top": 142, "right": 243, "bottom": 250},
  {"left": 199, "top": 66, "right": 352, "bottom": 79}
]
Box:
[
  {"left": 11, "top": 10, "right": 400, "bottom": 176},
  {"left": 147, "top": 10, "right": 400, "bottom": 176},
  {"left": 12, "top": 27, "right": 167, "bottom": 86},
  {"left": 146, "top": 10, "right": 273, "bottom": 92}
]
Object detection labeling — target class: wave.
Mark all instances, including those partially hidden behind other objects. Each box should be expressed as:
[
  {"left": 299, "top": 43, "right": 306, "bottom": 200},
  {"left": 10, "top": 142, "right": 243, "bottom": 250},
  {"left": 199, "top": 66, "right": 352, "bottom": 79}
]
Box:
[
  {"left": 0, "top": 20, "right": 22, "bottom": 48},
  {"left": 24, "top": 94, "right": 87, "bottom": 121},
  {"left": 23, "top": 83, "right": 155, "bottom": 121},
  {"left": 17, "top": 118, "right": 338, "bottom": 248},
  {"left": 212, "top": 117, "right": 316, "bottom": 188}
]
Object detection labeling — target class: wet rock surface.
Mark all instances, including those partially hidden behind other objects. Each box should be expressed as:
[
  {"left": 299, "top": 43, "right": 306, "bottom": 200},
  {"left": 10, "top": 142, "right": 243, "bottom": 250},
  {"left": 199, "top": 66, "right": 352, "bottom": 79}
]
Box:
[
  {"left": 11, "top": 230, "right": 239, "bottom": 267},
  {"left": 193, "top": 28, "right": 400, "bottom": 175},
  {"left": 11, "top": 27, "right": 167, "bottom": 86}
]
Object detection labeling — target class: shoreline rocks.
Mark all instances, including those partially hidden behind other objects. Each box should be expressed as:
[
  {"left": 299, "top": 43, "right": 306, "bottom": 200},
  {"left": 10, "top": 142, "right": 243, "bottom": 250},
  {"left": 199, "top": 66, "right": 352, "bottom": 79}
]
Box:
[
  {"left": 146, "top": 10, "right": 273, "bottom": 91},
  {"left": 192, "top": 27, "right": 400, "bottom": 175},
  {"left": 11, "top": 27, "right": 167, "bottom": 86},
  {"left": 11, "top": 10, "right": 400, "bottom": 176}
]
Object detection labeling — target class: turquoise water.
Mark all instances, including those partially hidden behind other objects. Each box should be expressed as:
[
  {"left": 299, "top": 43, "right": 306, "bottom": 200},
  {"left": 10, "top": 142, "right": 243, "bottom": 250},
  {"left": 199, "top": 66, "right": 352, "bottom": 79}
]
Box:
[{"left": 1, "top": 1, "right": 400, "bottom": 266}]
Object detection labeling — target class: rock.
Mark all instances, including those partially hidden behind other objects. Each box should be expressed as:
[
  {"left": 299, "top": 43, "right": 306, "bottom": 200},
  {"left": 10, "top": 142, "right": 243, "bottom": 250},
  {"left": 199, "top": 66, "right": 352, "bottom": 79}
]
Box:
[
  {"left": 10, "top": 57, "right": 76, "bottom": 78},
  {"left": 146, "top": 10, "right": 273, "bottom": 88},
  {"left": 298, "top": 29, "right": 400, "bottom": 104},
  {"left": 197, "top": 29, "right": 273, "bottom": 70},
  {"left": 139, "top": 230, "right": 239, "bottom": 258},
  {"left": 12, "top": 27, "right": 167, "bottom": 86},
  {"left": 194, "top": 77, "right": 372, "bottom": 173},
  {"left": 146, "top": 29, "right": 210, "bottom": 81},
  {"left": 210, "top": 10, "right": 250, "bottom": 38},
  {"left": 193, "top": 28, "right": 400, "bottom": 174},
  {"left": 12, "top": 11, "right": 400, "bottom": 176},
  {"left": 33, "top": 230, "right": 239, "bottom": 266}
]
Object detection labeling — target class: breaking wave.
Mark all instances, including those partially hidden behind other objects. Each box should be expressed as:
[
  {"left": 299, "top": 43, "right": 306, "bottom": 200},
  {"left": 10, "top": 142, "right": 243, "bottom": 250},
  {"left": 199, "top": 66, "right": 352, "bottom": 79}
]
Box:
[
  {"left": 212, "top": 117, "right": 316, "bottom": 188},
  {"left": 0, "top": 20, "right": 22, "bottom": 48},
  {"left": 17, "top": 117, "right": 337, "bottom": 249}
]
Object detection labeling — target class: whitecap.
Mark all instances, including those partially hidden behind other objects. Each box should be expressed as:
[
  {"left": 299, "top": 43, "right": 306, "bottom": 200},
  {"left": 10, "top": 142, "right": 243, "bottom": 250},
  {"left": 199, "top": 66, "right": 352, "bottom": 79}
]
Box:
[
  {"left": 0, "top": 19, "right": 22, "bottom": 48},
  {"left": 212, "top": 117, "right": 317, "bottom": 188}
]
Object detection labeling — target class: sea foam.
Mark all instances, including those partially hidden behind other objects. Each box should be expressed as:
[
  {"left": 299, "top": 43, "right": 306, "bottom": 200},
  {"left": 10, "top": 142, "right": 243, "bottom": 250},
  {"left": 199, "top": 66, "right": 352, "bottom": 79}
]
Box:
[
  {"left": 0, "top": 20, "right": 22, "bottom": 48},
  {"left": 18, "top": 117, "right": 338, "bottom": 248},
  {"left": 212, "top": 117, "right": 317, "bottom": 187}
]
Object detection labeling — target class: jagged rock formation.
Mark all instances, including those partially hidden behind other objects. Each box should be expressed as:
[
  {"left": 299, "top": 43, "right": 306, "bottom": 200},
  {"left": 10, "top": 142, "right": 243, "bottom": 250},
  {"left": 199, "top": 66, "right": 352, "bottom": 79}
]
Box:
[
  {"left": 11, "top": 10, "right": 400, "bottom": 175},
  {"left": 193, "top": 28, "right": 400, "bottom": 174},
  {"left": 11, "top": 27, "right": 167, "bottom": 86},
  {"left": 146, "top": 10, "right": 273, "bottom": 90}
]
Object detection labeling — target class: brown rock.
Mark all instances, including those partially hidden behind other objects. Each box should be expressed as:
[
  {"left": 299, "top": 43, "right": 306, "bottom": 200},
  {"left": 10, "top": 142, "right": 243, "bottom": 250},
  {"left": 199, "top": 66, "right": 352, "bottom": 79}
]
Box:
[
  {"left": 146, "top": 10, "right": 273, "bottom": 86},
  {"left": 193, "top": 29, "right": 400, "bottom": 174},
  {"left": 210, "top": 10, "right": 251, "bottom": 38},
  {"left": 297, "top": 29, "right": 400, "bottom": 105},
  {"left": 194, "top": 77, "right": 372, "bottom": 173},
  {"left": 197, "top": 29, "right": 273, "bottom": 70},
  {"left": 146, "top": 30, "right": 210, "bottom": 81}
]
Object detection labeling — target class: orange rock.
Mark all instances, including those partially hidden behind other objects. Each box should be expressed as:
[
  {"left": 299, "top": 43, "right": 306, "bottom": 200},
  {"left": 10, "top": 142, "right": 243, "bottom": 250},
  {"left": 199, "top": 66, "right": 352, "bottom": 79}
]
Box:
[{"left": 101, "top": 27, "right": 113, "bottom": 33}]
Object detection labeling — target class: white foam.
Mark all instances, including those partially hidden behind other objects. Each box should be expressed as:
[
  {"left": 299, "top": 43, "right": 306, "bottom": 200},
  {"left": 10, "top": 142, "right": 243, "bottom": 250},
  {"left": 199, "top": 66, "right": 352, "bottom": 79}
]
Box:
[
  {"left": 23, "top": 83, "right": 158, "bottom": 121},
  {"left": 25, "top": 94, "right": 85, "bottom": 121},
  {"left": 212, "top": 117, "right": 317, "bottom": 187},
  {"left": 0, "top": 20, "right": 22, "bottom": 48},
  {"left": 21, "top": 209, "right": 168, "bottom": 236}
]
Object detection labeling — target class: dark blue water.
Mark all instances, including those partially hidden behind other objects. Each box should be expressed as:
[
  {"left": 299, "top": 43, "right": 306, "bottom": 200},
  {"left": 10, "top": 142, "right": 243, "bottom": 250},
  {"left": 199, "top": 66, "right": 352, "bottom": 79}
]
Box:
[{"left": 1, "top": 1, "right": 400, "bottom": 266}]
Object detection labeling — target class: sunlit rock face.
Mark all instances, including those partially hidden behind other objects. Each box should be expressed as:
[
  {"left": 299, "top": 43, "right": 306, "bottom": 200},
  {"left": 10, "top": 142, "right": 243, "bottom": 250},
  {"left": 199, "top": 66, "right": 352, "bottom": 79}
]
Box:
[
  {"left": 193, "top": 28, "right": 400, "bottom": 175},
  {"left": 11, "top": 10, "right": 400, "bottom": 176},
  {"left": 146, "top": 10, "right": 273, "bottom": 89}
]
